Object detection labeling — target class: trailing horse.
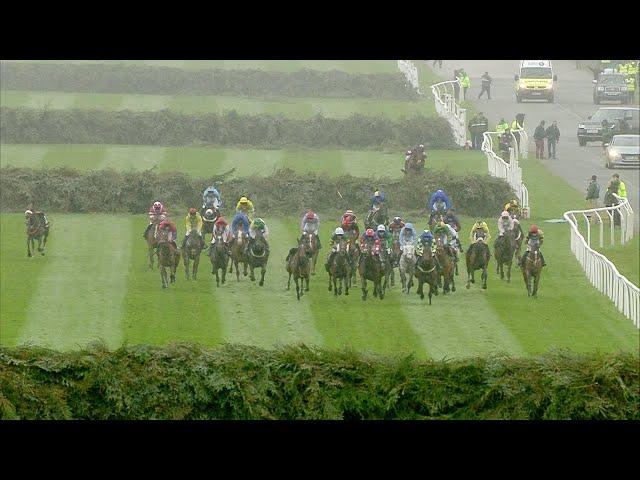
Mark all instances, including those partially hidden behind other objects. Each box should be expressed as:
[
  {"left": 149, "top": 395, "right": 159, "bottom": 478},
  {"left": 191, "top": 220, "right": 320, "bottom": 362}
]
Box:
[
  {"left": 229, "top": 229, "right": 248, "bottom": 282},
  {"left": 246, "top": 230, "right": 269, "bottom": 286},
  {"left": 328, "top": 237, "right": 351, "bottom": 297},
  {"left": 365, "top": 205, "right": 388, "bottom": 230},
  {"left": 156, "top": 231, "right": 180, "bottom": 289},
  {"left": 287, "top": 236, "right": 311, "bottom": 300},
  {"left": 435, "top": 236, "right": 456, "bottom": 294},
  {"left": 494, "top": 231, "right": 516, "bottom": 282},
  {"left": 358, "top": 243, "right": 385, "bottom": 301},
  {"left": 182, "top": 229, "right": 203, "bottom": 281},
  {"left": 414, "top": 245, "right": 439, "bottom": 304},
  {"left": 26, "top": 212, "right": 49, "bottom": 257},
  {"left": 399, "top": 244, "right": 417, "bottom": 294},
  {"left": 466, "top": 240, "right": 491, "bottom": 290},
  {"left": 522, "top": 242, "right": 543, "bottom": 297},
  {"left": 209, "top": 231, "right": 229, "bottom": 287}
]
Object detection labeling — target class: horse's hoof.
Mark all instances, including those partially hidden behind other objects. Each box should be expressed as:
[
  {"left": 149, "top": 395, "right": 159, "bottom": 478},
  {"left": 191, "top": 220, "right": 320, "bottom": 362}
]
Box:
[
  {"left": 311, "top": 272, "right": 316, "bottom": 276},
  {"left": 482, "top": 285, "right": 487, "bottom": 290},
  {"left": 466, "top": 284, "right": 470, "bottom": 289},
  {"left": 452, "top": 286, "right": 456, "bottom": 292},
  {"left": 420, "top": 294, "right": 424, "bottom": 300},
  {"left": 41, "top": 252, "right": 45, "bottom": 256},
  {"left": 259, "top": 281, "right": 264, "bottom": 287},
  {"left": 28, "top": 253, "right": 32, "bottom": 258}
]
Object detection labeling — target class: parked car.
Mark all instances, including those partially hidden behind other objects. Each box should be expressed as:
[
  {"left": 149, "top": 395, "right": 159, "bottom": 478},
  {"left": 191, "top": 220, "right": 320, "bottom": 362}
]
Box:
[
  {"left": 604, "top": 135, "right": 640, "bottom": 169},
  {"left": 577, "top": 107, "right": 640, "bottom": 146},
  {"left": 593, "top": 72, "right": 631, "bottom": 104}
]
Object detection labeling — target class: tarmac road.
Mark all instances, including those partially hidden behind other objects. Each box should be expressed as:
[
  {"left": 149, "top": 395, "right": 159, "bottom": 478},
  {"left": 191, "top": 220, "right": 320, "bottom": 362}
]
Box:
[{"left": 431, "top": 60, "right": 639, "bottom": 229}]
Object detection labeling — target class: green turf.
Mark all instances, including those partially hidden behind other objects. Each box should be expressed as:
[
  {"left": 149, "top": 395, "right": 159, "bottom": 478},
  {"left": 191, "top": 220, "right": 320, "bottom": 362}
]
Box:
[
  {"left": 1, "top": 212, "right": 637, "bottom": 358},
  {"left": 0, "top": 90, "right": 434, "bottom": 118},
  {"left": 3, "top": 60, "right": 400, "bottom": 74},
  {"left": 0, "top": 145, "right": 485, "bottom": 178}
]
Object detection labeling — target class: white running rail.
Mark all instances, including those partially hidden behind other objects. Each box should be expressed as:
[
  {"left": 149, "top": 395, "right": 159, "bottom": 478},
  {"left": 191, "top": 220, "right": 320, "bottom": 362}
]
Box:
[
  {"left": 563, "top": 194, "right": 638, "bottom": 328},
  {"left": 397, "top": 60, "right": 421, "bottom": 94},
  {"left": 430, "top": 79, "right": 467, "bottom": 147},
  {"left": 481, "top": 131, "right": 530, "bottom": 218}
]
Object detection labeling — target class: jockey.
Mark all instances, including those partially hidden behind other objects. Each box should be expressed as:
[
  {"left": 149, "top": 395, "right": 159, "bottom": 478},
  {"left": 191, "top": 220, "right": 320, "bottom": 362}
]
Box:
[
  {"left": 399, "top": 223, "right": 417, "bottom": 246},
  {"left": 433, "top": 221, "right": 459, "bottom": 262},
  {"left": 231, "top": 212, "right": 250, "bottom": 239},
  {"left": 202, "top": 186, "right": 222, "bottom": 211},
  {"left": 376, "top": 224, "right": 393, "bottom": 253},
  {"left": 236, "top": 196, "right": 255, "bottom": 219},
  {"left": 324, "top": 226, "right": 349, "bottom": 271},
  {"left": 247, "top": 217, "right": 270, "bottom": 256},
  {"left": 211, "top": 216, "right": 232, "bottom": 245},
  {"left": 143, "top": 201, "right": 167, "bottom": 239},
  {"left": 497, "top": 211, "right": 515, "bottom": 237},
  {"left": 388, "top": 216, "right": 405, "bottom": 233},
  {"left": 158, "top": 219, "right": 178, "bottom": 249},
  {"left": 341, "top": 210, "right": 360, "bottom": 238},
  {"left": 182, "top": 207, "right": 204, "bottom": 249},
  {"left": 301, "top": 210, "right": 322, "bottom": 250},
  {"left": 443, "top": 208, "right": 460, "bottom": 232},
  {"left": 416, "top": 230, "right": 436, "bottom": 257},
  {"left": 25, "top": 209, "right": 50, "bottom": 228},
  {"left": 519, "top": 225, "right": 546, "bottom": 267},
  {"left": 469, "top": 220, "right": 491, "bottom": 243},
  {"left": 370, "top": 190, "right": 385, "bottom": 210},
  {"left": 360, "top": 228, "right": 381, "bottom": 255},
  {"left": 504, "top": 198, "right": 521, "bottom": 219},
  {"left": 202, "top": 208, "right": 217, "bottom": 230},
  {"left": 428, "top": 189, "right": 451, "bottom": 214}
]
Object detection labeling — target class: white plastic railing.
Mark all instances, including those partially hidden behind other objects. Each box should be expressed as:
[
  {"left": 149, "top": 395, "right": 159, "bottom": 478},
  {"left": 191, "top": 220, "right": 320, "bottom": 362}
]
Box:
[
  {"left": 563, "top": 195, "right": 638, "bottom": 328},
  {"left": 397, "top": 60, "right": 421, "bottom": 94},
  {"left": 481, "top": 131, "right": 530, "bottom": 218},
  {"left": 430, "top": 80, "right": 467, "bottom": 147}
]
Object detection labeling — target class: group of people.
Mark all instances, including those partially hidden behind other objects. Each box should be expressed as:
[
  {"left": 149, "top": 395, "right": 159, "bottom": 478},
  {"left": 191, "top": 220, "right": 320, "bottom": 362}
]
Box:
[
  {"left": 588, "top": 61, "right": 639, "bottom": 97},
  {"left": 533, "top": 120, "right": 561, "bottom": 160},
  {"left": 586, "top": 173, "right": 629, "bottom": 226},
  {"left": 402, "top": 144, "right": 427, "bottom": 173},
  {"left": 467, "top": 112, "right": 489, "bottom": 150}
]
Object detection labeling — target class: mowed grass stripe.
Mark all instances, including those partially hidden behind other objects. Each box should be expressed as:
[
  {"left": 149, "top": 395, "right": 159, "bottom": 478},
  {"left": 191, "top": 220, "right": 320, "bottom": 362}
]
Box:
[
  {"left": 213, "top": 219, "right": 325, "bottom": 348},
  {"left": 0, "top": 215, "right": 50, "bottom": 345},
  {"left": 7, "top": 60, "right": 400, "bottom": 74},
  {"left": 0, "top": 145, "right": 486, "bottom": 179},
  {"left": 2, "top": 90, "right": 434, "bottom": 119},
  {"left": 18, "top": 215, "right": 131, "bottom": 350}
]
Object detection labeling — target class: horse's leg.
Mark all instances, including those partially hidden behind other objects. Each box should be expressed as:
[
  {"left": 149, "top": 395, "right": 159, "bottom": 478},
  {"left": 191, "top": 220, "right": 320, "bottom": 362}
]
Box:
[
  {"left": 361, "top": 276, "right": 367, "bottom": 301},
  {"left": 305, "top": 272, "right": 309, "bottom": 292},
  {"left": 235, "top": 258, "right": 240, "bottom": 282},
  {"left": 221, "top": 258, "right": 227, "bottom": 284},
  {"left": 450, "top": 270, "right": 456, "bottom": 292},
  {"left": 229, "top": 254, "right": 234, "bottom": 273},
  {"left": 287, "top": 270, "right": 292, "bottom": 290},
  {"left": 533, "top": 269, "right": 540, "bottom": 298},
  {"left": 333, "top": 274, "right": 339, "bottom": 296},
  {"left": 482, "top": 266, "right": 488, "bottom": 289},
  {"left": 295, "top": 276, "right": 300, "bottom": 301},
  {"left": 161, "top": 265, "right": 167, "bottom": 289},
  {"left": 27, "top": 235, "right": 32, "bottom": 257},
  {"left": 428, "top": 284, "right": 433, "bottom": 305},
  {"left": 506, "top": 261, "right": 512, "bottom": 283},
  {"left": 417, "top": 278, "right": 424, "bottom": 300},
  {"left": 184, "top": 253, "right": 190, "bottom": 280},
  {"left": 243, "top": 259, "right": 248, "bottom": 277},
  {"left": 400, "top": 268, "right": 406, "bottom": 293},
  {"left": 259, "top": 264, "right": 266, "bottom": 287}
]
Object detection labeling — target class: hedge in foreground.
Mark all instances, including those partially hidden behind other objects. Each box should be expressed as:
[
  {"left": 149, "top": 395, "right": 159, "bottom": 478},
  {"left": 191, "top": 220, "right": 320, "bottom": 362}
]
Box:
[
  {"left": 0, "top": 343, "right": 637, "bottom": 420},
  {"left": 0, "top": 108, "right": 456, "bottom": 149},
  {"left": 0, "top": 167, "right": 514, "bottom": 218},
  {"left": 0, "top": 62, "right": 418, "bottom": 99}
]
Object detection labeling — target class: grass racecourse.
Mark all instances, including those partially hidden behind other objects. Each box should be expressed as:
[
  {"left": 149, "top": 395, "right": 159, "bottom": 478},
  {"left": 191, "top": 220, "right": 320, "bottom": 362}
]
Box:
[{"left": 1, "top": 60, "right": 637, "bottom": 359}]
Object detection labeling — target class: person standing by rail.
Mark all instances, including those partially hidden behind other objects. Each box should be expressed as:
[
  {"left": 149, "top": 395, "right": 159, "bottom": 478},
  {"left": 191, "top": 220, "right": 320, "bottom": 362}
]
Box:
[
  {"left": 478, "top": 71, "right": 492, "bottom": 99},
  {"left": 545, "top": 120, "right": 560, "bottom": 160},
  {"left": 533, "top": 120, "right": 547, "bottom": 159}
]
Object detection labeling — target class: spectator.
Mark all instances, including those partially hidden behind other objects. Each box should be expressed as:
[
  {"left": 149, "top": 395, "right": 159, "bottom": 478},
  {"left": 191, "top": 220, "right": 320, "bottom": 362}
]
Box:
[
  {"left": 603, "top": 182, "right": 621, "bottom": 226},
  {"left": 432, "top": 60, "right": 443, "bottom": 68},
  {"left": 459, "top": 69, "right": 471, "bottom": 100},
  {"left": 586, "top": 175, "right": 600, "bottom": 210},
  {"left": 545, "top": 120, "right": 560, "bottom": 159},
  {"left": 453, "top": 70, "right": 461, "bottom": 101},
  {"left": 612, "top": 173, "right": 627, "bottom": 199},
  {"left": 476, "top": 112, "right": 489, "bottom": 149},
  {"left": 499, "top": 129, "right": 512, "bottom": 163},
  {"left": 534, "top": 120, "right": 547, "bottom": 159},
  {"left": 478, "top": 71, "right": 492, "bottom": 99}
]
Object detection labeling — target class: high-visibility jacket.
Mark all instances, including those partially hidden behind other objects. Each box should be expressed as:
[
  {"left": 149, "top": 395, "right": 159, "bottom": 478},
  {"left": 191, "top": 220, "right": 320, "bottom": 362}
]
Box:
[
  {"left": 617, "top": 63, "right": 627, "bottom": 74},
  {"left": 496, "top": 122, "right": 509, "bottom": 133},
  {"left": 511, "top": 120, "right": 523, "bottom": 131},
  {"left": 618, "top": 181, "right": 627, "bottom": 198},
  {"left": 628, "top": 62, "right": 638, "bottom": 76},
  {"left": 625, "top": 76, "right": 636, "bottom": 92},
  {"left": 460, "top": 75, "right": 471, "bottom": 88}
]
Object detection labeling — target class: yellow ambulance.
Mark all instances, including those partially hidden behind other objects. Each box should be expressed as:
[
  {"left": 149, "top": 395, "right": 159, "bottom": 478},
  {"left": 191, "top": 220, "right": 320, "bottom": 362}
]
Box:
[{"left": 514, "top": 60, "right": 557, "bottom": 103}]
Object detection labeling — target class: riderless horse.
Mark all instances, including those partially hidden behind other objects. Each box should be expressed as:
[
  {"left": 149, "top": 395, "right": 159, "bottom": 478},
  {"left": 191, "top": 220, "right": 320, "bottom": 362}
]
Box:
[
  {"left": 399, "top": 244, "right": 417, "bottom": 294},
  {"left": 26, "top": 212, "right": 49, "bottom": 257}
]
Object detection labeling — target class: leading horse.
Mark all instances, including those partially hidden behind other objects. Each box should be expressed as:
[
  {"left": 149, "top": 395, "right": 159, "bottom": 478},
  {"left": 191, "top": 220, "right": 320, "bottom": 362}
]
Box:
[
  {"left": 182, "top": 229, "right": 204, "bottom": 281},
  {"left": 466, "top": 239, "right": 491, "bottom": 290},
  {"left": 399, "top": 243, "right": 417, "bottom": 294},
  {"left": 522, "top": 242, "right": 543, "bottom": 297},
  {"left": 358, "top": 242, "right": 385, "bottom": 301},
  {"left": 156, "top": 231, "right": 180, "bottom": 289},
  {"left": 26, "top": 212, "right": 49, "bottom": 257},
  {"left": 209, "top": 231, "right": 229, "bottom": 287},
  {"left": 287, "top": 235, "right": 311, "bottom": 300},
  {"left": 229, "top": 229, "right": 248, "bottom": 282},
  {"left": 328, "top": 237, "right": 351, "bottom": 297},
  {"left": 247, "top": 230, "right": 269, "bottom": 286},
  {"left": 494, "top": 231, "right": 516, "bottom": 282},
  {"left": 435, "top": 235, "right": 456, "bottom": 294}
]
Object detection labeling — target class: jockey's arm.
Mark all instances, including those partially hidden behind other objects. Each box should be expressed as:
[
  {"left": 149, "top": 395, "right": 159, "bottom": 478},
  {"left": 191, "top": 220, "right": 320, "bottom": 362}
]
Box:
[{"left": 197, "top": 214, "right": 203, "bottom": 233}]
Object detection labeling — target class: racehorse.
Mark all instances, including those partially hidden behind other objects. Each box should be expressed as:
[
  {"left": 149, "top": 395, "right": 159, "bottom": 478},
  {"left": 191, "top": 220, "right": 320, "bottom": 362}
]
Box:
[
  {"left": 246, "top": 229, "right": 269, "bottom": 286},
  {"left": 201, "top": 208, "right": 219, "bottom": 242},
  {"left": 209, "top": 231, "right": 229, "bottom": 287},
  {"left": 435, "top": 235, "right": 456, "bottom": 294},
  {"left": 414, "top": 245, "right": 439, "bottom": 304},
  {"left": 302, "top": 231, "right": 321, "bottom": 275},
  {"left": 26, "top": 212, "right": 49, "bottom": 257},
  {"left": 287, "top": 236, "right": 311, "bottom": 300},
  {"left": 229, "top": 229, "right": 248, "bottom": 282},
  {"left": 328, "top": 237, "right": 351, "bottom": 296},
  {"left": 144, "top": 221, "right": 159, "bottom": 269},
  {"left": 522, "top": 241, "right": 543, "bottom": 297},
  {"left": 399, "top": 244, "right": 417, "bottom": 294},
  {"left": 403, "top": 149, "right": 425, "bottom": 175},
  {"left": 389, "top": 230, "right": 402, "bottom": 286},
  {"left": 182, "top": 229, "right": 203, "bottom": 281},
  {"left": 466, "top": 239, "right": 491, "bottom": 290},
  {"left": 494, "top": 231, "right": 516, "bottom": 282},
  {"left": 346, "top": 232, "right": 360, "bottom": 287},
  {"left": 156, "top": 231, "right": 180, "bottom": 289},
  {"left": 358, "top": 242, "right": 385, "bottom": 301},
  {"left": 365, "top": 205, "right": 388, "bottom": 230},
  {"left": 512, "top": 221, "right": 524, "bottom": 261}
]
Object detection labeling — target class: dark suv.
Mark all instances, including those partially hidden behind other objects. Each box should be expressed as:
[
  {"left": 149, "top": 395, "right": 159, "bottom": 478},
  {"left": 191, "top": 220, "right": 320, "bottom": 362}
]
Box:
[
  {"left": 593, "top": 73, "right": 631, "bottom": 104},
  {"left": 577, "top": 107, "right": 640, "bottom": 146}
]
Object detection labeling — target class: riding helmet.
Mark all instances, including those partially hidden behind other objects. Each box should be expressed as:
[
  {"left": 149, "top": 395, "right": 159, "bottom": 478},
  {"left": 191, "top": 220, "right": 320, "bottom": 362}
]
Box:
[
  {"left": 377, "top": 224, "right": 386, "bottom": 232},
  {"left": 530, "top": 225, "right": 538, "bottom": 234},
  {"left": 335, "top": 227, "right": 344, "bottom": 235},
  {"left": 365, "top": 228, "right": 375, "bottom": 237}
]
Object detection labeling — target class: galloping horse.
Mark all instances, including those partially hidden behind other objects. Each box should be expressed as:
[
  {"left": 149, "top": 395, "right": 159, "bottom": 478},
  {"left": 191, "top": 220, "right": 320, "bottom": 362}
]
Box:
[
  {"left": 144, "top": 220, "right": 160, "bottom": 269},
  {"left": 466, "top": 239, "right": 491, "bottom": 290},
  {"left": 182, "top": 229, "right": 204, "bottom": 280},
  {"left": 512, "top": 221, "right": 524, "bottom": 261},
  {"left": 414, "top": 245, "right": 439, "bottom": 304},
  {"left": 365, "top": 205, "right": 388, "bottom": 230},
  {"left": 246, "top": 229, "right": 269, "bottom": 286},
  {"left": 201, "top": 208, "right": 219, "bottom": 242},
  {"left": 399, "top": 244, "right": 417, "bottom": 294},
  {"left": 389, "top": 230, "right": 402, "bottom": 286},
  {"left": 328, "top": 237, "right": 351, "bottom": 296},
  {"left": 209, "top": 231, "right": 229, "bottom": 287},
  {"left": 522, "top": 241, "right": 543, "bottom": 297},
  {"left": 229, "top": 229, "right": 248, "bottom": 282},
  {"left": 156, "top": 230, "right": 180, "bottom": 289},
  {"left": 358, "top": 242, "right": 385, "bottom": 301},
  {"left": 26, "top": 212, "right": 49, "bottom": 257},
  {"left": 302, "top": 231, "right": 321, "bottom": 275},
  {"left": 435, "top": 235, "right": 455, "bottom": 294},
  {"left": 494, "top": 231, "right": 516, "bottom": 282},
  {"left": 346, "top": 231, "right": 360, "bottom": 287},
  {"left": 287, "top": 236, "right": 311, "bottom": 300}
]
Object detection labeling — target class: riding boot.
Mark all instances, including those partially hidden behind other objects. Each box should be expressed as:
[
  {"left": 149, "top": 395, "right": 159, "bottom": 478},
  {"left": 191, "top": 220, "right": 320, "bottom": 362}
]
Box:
[
  {"left": 540, "top": 251, "right": 547, "bottom": 267},
  {"left": 518, "top": 252, "right": 527, "bottom": 267},
  {"left": 143, "top": 224, "right": 152, "bottom": 239},
  {"left": 316, "top": 234, "right": 322, "bottom": 250},
  {"left": 181, "top": 236, "right": 188, "bottom": 249}
]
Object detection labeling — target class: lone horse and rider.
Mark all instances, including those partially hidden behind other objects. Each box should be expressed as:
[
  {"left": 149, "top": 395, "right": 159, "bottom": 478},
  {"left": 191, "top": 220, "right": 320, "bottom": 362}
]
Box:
[{"left": 25, "top": 209, "right": 50, "bottom": 257}]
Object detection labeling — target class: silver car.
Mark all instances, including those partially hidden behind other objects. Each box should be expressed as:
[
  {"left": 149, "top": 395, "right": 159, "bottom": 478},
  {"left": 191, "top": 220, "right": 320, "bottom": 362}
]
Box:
[{"left": 604, "top": 135, "right": 640, "bottom": 169}]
